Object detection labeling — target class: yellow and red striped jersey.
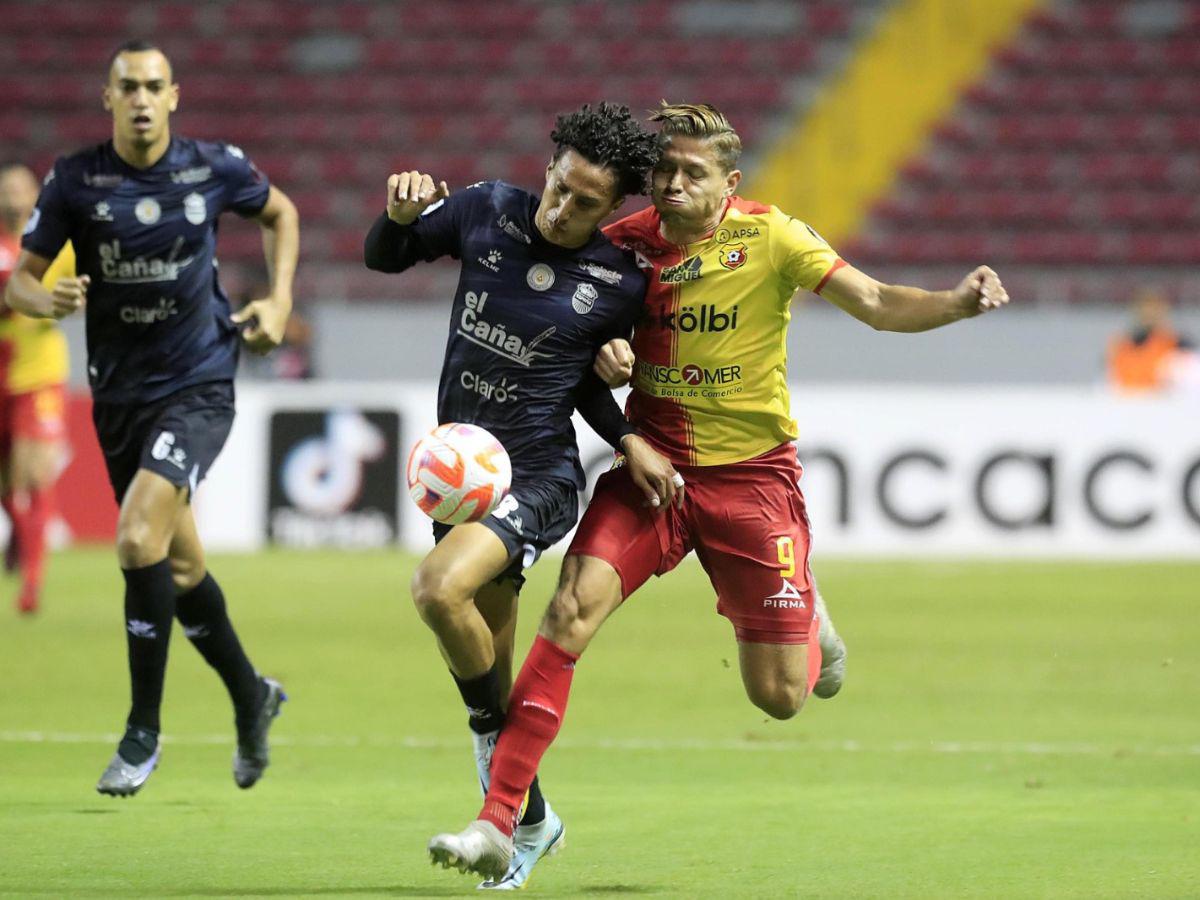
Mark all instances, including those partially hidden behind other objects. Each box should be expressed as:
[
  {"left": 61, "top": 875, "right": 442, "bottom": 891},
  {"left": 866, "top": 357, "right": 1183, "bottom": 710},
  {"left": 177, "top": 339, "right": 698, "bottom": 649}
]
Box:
[
  {"left": 605, "top": 197, "right": 842, "bottom": 466},
  {"left": 0, "top": 235, "right": 72, "bottom": 394}
]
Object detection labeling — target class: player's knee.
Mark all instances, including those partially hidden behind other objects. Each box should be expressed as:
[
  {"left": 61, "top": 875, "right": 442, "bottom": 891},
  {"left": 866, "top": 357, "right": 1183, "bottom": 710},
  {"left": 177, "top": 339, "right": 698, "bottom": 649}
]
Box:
[
  {"left": 169, "top": 555, "right": 204, "bottom": 593},
  {"left": 115, "top": 518, "right": 169, "bottom": 569},
  {"left": 410, "top": 565, "right": 469, "bottom": 628},
  {"left": 747, "top": 681, "right": 806, "bottom": 720},
  {"left": 541, "top": 583, "right": 595, "bottom": 649}
]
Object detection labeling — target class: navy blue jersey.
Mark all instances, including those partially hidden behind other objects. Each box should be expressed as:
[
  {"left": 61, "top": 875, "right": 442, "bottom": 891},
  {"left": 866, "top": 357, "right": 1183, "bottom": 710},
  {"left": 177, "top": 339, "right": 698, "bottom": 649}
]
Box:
[
  {"left": 22, "top": 137, "right": 270, "bottom": 403},
  {"left": 366, "top": 181, "right": 646, "bottom": 488}
]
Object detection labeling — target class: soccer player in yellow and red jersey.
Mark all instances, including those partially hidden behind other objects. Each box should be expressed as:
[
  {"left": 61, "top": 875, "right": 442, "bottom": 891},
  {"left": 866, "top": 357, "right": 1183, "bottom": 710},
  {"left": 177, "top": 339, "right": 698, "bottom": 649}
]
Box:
[
  {"left": 428, "top": 103, "right": 1009, "bottom": 879},
  {"left": 0, "top": 162, "right": 71, "bottom": 615}
]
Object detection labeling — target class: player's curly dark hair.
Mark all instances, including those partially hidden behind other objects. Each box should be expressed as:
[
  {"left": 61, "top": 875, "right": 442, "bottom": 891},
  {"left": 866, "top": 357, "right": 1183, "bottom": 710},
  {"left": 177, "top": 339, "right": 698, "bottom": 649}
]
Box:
[{"left": 550, "top": 102, "right": 661, "bottom": 197}]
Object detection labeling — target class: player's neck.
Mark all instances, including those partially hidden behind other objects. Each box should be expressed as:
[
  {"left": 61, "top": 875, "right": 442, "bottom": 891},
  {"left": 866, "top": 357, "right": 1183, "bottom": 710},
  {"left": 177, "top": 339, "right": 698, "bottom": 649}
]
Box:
[
  {"left": 113, "top": 130, "right": 172, "bottom": 170},
  {"left": 658, "top": 200, "right": 728, "bottom": 246}
]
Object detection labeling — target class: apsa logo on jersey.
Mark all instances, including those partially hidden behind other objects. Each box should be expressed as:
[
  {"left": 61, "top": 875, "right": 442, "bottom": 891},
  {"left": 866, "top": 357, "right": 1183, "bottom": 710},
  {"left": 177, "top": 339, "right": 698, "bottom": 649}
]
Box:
[
  {"left": 572, "top": 282, "right": 598, "bottom": 314},
  {"left": 526, "top": 263, "right": 555, "bottom": 292},
  {"left": 183, "top": 192, "right": 207, "bottom": 225},
  {"left": 719, "top": 242, "right": 749, "bottom": 270},
  {"left": 134, "top": 198, "right": 161, "bottom": 225}
]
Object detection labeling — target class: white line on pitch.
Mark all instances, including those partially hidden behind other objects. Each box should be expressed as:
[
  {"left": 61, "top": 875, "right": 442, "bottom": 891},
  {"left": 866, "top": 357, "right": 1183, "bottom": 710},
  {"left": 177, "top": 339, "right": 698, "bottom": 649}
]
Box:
[{"left": 1, "top": 731, "right": 1198, "bottom": 757}]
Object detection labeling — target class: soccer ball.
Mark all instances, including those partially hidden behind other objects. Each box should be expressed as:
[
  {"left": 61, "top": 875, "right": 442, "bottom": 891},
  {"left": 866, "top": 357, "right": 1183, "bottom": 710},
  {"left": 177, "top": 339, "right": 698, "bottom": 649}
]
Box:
[{"left": 406, "top": 423, "right": 512, "bottom": 525}]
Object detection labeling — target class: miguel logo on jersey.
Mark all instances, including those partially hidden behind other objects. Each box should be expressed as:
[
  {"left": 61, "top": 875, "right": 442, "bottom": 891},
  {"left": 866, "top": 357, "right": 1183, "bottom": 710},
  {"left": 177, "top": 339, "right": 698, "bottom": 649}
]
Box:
[
  {"left": 719, "top": 242, "right": 749, "bottom": 270},
  {"left": 660, "top": 255, "right": 702, "bottom": 283}
]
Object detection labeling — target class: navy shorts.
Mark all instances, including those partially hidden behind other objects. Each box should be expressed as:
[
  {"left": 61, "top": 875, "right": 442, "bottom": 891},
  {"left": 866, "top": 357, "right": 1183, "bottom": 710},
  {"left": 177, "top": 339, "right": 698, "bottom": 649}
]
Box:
[
  {"left": 92, "top": 381, "right": 236, "bottom": 504},
  {"left": 432, "top": 476, "right": 578, "bottom": 592}
]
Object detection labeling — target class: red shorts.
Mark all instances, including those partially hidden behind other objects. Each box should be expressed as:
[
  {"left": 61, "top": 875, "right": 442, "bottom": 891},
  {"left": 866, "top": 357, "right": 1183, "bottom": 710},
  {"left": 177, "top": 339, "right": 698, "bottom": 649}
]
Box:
[
  {"left": 0, "top": 385, "right": 66, "bottom": 453},
  {"left": 569, "top": 443, "right": 818, "bottom": 645}
]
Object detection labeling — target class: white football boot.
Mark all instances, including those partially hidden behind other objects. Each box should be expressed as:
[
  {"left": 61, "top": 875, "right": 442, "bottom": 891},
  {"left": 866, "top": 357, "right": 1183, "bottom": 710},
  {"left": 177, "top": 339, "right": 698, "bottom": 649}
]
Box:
[
  {"left": 472, "top": 728, "right": 498, "bottom": 795},
  {"left": 429, "top": 820, "right": 513, "bottom": 882},
  {"left": 96, "top": 727, "right": 161, "bottom": 797},
  {"left": 812, "top": 591, "right": 847, "bottom": 699},
  {"left": 478, "top": 802, "right": 565, "bottom": 890}
]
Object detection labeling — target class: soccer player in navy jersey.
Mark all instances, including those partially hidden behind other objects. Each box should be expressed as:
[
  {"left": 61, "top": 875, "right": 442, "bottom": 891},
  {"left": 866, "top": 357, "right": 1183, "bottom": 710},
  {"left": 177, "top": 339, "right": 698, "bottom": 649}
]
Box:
[
  {"left": 4, "top": 40, "right": 299, "bottom": 796},
  {"left": 364, "top": 103, "right": 682, "bottom": 889}
]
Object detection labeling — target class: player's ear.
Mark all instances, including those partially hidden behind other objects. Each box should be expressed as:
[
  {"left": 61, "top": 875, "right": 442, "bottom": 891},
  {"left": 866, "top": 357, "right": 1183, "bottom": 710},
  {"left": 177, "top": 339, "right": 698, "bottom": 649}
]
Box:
[
  {"left": 168, "top": 83, "right": 179, "bottom": 112},
  {"left": 724, "top": 168, "right": 742, "bottom": 198},
  {"left": 101, "top": 84, "right": 113, "bottom": 112}
]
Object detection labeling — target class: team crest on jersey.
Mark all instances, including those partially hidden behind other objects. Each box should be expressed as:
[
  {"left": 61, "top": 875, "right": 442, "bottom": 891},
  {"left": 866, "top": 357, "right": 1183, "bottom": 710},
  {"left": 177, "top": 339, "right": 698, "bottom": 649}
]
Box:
[
  {"left": 719, "top": 242, "right": 749, "bottom": 270},
  {"left": 184, "top": 192, "right": 207, "bottom": 225},
  {"left": 134, "top": 198, "right": 161, "bottom": 225},
  {"left": 571, "top": 282, "right": 598, "bottom": 314},
  {"left": 526, "top": 263, "right": 555, "bottom": 292}
]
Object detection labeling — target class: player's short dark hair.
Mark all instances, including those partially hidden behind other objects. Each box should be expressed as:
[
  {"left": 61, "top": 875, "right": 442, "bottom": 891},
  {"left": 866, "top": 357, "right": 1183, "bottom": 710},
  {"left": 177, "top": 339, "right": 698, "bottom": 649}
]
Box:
[
  {"left": 107, "top": 39, "right": 172, "bottom": 73},
  {"left": 652, "top": 102, "right": 743, "bottom": 173},
  {"left": 550, "top": 102, "right": 660, "bottom": 198}
]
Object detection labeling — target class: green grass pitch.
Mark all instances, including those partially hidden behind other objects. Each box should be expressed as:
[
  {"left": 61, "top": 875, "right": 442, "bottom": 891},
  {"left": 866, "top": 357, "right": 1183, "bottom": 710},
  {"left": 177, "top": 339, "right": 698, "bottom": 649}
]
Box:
[{"left": 2, "top": 548, "right": 1198, "bottom": 898}]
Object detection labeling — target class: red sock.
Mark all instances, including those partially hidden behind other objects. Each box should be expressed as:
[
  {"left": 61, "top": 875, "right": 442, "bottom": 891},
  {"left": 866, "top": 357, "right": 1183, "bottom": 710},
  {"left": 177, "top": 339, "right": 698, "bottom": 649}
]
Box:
[
  {"left": 15, "top": 486, "right": 49, "bottom": 594},
  {"left": 478, "top": 635, "right": 579, "bottom": 836}
]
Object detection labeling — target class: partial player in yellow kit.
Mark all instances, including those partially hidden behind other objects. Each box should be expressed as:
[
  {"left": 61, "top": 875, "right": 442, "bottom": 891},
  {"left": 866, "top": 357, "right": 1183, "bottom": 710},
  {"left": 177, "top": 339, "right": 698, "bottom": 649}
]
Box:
[
  {"left": 611, "top": 195, "right": 841, "bottom": 465},
  {"left": 0, "top": 162, "right": 71, "bottom": 614}
]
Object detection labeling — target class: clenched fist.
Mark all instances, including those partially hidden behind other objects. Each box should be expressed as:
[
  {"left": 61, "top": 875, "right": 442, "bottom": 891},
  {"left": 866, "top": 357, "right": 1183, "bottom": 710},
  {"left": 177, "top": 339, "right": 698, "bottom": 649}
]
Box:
[{"left": 386, "top": 171, "right": 451, "bottom": 226}]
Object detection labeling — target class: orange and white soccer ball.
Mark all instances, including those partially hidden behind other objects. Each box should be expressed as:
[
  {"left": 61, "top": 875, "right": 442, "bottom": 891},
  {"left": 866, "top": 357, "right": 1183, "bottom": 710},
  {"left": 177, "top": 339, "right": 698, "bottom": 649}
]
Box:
[{"left": 406, "top": 423, "right": 512, "bottom": 525}]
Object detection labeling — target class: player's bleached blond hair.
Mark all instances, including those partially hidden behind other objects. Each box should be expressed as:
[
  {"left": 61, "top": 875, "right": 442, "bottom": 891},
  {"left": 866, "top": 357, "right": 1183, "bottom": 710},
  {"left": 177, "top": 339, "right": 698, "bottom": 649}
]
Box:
[{"left": 651, "top": 103, "right": 742, "bottom": 173}]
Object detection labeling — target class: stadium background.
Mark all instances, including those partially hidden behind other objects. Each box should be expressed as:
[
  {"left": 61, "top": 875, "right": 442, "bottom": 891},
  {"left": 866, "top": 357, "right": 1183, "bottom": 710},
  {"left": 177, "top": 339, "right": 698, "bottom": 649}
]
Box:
[{"left": 2, "top": 1, "right": 1197, "bottom": 896}]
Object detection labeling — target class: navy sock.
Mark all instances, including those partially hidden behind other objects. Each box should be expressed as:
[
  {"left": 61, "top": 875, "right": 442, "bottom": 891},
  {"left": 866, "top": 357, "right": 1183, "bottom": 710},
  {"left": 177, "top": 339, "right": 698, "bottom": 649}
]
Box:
[
  {"left": 520, "top": 776, "right": 547, "bottom": 827},
  {"left": 122, "top": 559, "right": 177, "bottom": 734},
  {"left": 175, "top": 573, "right": 263, "bottom": 728},
  {"left": 452, "top": 666, "right": 505, "bottom": 735}
]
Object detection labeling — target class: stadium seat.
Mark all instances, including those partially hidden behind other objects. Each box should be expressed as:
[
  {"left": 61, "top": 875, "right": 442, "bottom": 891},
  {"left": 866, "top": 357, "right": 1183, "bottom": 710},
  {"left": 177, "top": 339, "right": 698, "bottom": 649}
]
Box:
[
  {"left": 851, "top": 0, "right": 1200, "bottom": 303},
  {"left": 0, "top": 0, "right": 880, "bottom": 300}
]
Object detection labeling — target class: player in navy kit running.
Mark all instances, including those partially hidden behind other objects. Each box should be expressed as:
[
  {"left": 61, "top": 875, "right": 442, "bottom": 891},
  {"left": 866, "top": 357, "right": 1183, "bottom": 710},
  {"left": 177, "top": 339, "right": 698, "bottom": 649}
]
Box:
[
  {"left": 4, "top": 40, "right": 300, "bottom": 796},
  {"left": 364, "top": 103, "right": 681, "bottom": 889}
]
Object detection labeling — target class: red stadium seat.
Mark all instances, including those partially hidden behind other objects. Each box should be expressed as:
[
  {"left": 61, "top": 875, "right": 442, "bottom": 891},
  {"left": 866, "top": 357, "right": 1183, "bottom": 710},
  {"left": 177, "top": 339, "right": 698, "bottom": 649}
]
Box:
[
  {"left": 856, "top": 0, "right": 1200, "bottom": 302},
  {"left": 0, "top": 0, "right": 893, "bottom": 300}
]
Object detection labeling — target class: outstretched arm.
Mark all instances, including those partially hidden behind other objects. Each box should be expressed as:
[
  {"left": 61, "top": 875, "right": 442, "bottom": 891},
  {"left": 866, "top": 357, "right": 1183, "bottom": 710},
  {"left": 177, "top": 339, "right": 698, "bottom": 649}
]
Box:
[
  {"left": 818, "top": 263, "right": 1009, "bottom": 333},
  {"left": 232, "top": 185, "right": 300, "bottom": 354}
]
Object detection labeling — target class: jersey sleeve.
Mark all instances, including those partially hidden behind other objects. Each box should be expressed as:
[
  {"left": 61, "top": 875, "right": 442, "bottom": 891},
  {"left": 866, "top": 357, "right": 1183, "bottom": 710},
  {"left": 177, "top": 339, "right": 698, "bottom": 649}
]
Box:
[
  {"left": 20, "top": 163, "right": 71, "bottom": 260},
  {"left": 363, "top": 182, "right": 486, "bottom": 272},
  {"left": 216, "top": 143, "right": 271, "bottom": 217},
  {"left": 407, "top": 181, "right": 493, "bottom": 260},
  {"left": 768, "top": 210, "right": 843, "bottom": 293}
]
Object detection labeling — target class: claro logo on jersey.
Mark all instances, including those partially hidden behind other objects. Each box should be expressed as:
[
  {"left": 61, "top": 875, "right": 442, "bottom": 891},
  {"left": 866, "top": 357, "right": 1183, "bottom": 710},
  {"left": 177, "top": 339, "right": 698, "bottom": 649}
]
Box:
[
  {"left": 120, "top": 296, "right": 178, "bottom": 324},
  {"left": 460, "top": 370, "right": 519, "bottom": 403},
  {"left": 659, "top": 256, "right": 702, "bottom": 283},
  {"left": 649, "top": 304, "right": 738, "bottom": 333},
  {"left": 458, "top": 291, "right": 555, "bottom": 367}
]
